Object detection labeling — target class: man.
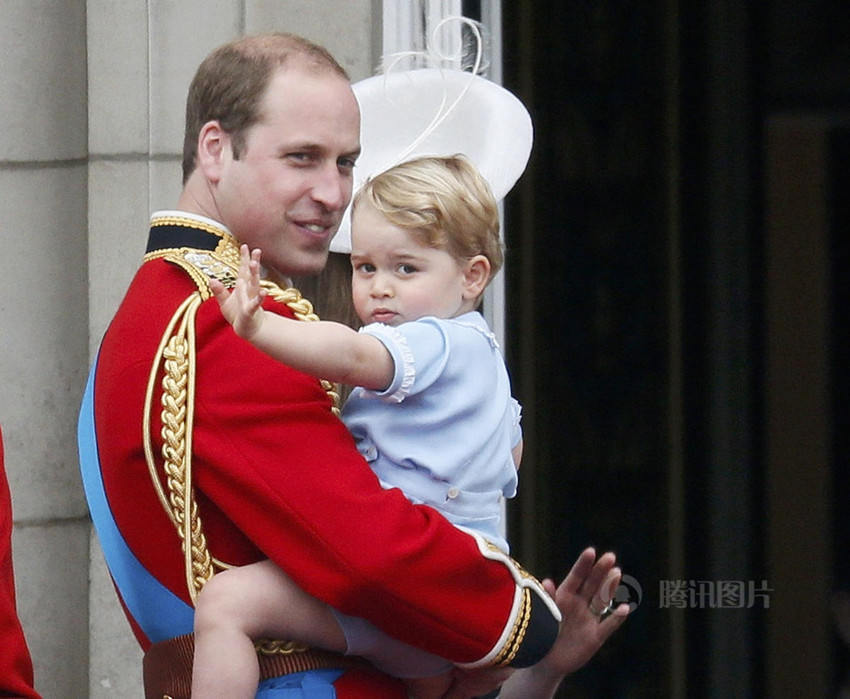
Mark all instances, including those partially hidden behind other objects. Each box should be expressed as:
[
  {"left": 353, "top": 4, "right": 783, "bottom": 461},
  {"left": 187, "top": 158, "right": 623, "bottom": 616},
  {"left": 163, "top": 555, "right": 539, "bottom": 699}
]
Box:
[
  {"left": 0, "top": 426, "right": 41, "bottom": 699},
  {"left": 78, "top": 33, "right": 625, "bottom": 697}
]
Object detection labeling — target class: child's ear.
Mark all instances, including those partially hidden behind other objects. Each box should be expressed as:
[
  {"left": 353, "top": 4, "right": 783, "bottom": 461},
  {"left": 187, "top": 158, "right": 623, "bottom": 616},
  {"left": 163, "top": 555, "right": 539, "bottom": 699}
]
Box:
[{"left": 462, "top": 255, "right": 491, "bottom": 300}]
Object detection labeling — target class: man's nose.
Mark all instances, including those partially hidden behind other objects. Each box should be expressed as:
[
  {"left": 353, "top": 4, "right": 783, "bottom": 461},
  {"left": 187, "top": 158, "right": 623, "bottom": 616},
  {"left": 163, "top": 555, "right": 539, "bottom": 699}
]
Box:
[{"left": 312, "top": 162, "right": 349, "bottom": 211}]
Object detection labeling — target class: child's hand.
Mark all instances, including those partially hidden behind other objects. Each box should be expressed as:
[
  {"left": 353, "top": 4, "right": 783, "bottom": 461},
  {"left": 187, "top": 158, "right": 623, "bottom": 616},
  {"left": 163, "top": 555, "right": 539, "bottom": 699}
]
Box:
[{"left": 210, "top": 244, "right": 268, "bottom": 341}]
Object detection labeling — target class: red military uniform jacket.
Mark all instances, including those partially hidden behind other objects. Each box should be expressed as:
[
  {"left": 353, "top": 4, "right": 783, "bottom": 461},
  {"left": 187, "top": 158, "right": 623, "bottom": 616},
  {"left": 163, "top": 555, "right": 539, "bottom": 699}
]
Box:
[
  {"left": 0, "top": 426, "right": 41, "bottom": 699},
  {"left": 80, "top": 213, "right": 559, "bottom": 695}
]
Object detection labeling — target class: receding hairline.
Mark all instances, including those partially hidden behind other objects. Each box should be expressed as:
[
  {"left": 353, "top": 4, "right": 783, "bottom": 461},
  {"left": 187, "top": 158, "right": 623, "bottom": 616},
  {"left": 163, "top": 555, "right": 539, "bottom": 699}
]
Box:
[{"left": 224, "top": 32, "right": 349, "bottom": 79}]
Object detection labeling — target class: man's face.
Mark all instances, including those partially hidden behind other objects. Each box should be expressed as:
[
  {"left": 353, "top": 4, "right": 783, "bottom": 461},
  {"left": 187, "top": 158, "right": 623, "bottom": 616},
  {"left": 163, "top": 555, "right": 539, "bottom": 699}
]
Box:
[{"left": 213, "top": 65, "right": 361, "bottom": 278}]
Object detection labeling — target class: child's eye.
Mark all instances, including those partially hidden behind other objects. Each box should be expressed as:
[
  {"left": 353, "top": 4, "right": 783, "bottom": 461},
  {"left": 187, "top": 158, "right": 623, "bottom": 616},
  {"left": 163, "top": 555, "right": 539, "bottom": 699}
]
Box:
[{"left": 398, "top": 264, "right": 417, "bottom": 275}]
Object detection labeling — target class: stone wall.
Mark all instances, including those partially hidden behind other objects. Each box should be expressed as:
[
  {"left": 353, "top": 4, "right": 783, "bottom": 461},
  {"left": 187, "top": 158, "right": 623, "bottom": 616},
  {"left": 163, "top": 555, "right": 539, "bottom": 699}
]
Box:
[{"left": 0, "top": 2, "right": 377, "bottom": 695}]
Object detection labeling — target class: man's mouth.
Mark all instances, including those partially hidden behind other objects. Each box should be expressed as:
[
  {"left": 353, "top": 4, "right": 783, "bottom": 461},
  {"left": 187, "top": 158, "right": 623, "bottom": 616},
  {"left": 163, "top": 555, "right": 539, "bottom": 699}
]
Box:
[{"left": 299, "top": 222, "right": 332, "bottom": 236}]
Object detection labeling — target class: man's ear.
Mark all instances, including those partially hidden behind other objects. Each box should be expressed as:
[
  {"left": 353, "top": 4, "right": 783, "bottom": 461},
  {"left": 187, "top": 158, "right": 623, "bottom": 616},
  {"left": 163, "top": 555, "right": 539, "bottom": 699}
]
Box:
[
  {"left": 197, "top": 121, "right": 229, "bottom": 183},
  {"left": 462, "top": 255, "right": 492, "bottom": 300}
]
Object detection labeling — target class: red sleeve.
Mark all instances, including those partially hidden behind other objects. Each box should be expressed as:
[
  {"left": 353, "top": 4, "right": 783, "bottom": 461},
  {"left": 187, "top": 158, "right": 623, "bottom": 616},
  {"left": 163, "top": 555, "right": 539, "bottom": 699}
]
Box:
[{"left": 0, "top": 427, "right": 41, "bottom": 699}]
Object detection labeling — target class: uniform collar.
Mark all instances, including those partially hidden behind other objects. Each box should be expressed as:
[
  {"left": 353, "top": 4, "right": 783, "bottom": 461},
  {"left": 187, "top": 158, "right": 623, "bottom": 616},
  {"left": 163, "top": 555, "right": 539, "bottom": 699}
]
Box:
[{"left": 146, "top": 211, "right": 235, "bottom": 253}]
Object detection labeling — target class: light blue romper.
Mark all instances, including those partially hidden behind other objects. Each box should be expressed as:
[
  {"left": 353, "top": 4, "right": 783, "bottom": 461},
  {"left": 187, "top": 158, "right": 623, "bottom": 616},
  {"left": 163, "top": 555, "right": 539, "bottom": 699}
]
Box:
[{"left": 331, "top": 311, "right": 522, "bottom": 677}]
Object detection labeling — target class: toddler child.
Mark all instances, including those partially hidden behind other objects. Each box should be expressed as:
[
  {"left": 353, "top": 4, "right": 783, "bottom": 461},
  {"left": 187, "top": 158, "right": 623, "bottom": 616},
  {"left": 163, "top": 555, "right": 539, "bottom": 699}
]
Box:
[{"left": 193, "top": 155, "right": 525, "bottom": 698}]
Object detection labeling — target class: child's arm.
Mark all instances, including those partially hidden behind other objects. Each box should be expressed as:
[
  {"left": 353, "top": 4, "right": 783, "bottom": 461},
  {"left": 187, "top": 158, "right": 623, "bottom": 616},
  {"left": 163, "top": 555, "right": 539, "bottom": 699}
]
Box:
[
  {"left": 512, "top": 439, "right": 523, "bottom": 469},
  {"left": 210, "top": 245, "right": 394, "bottom": 391}
]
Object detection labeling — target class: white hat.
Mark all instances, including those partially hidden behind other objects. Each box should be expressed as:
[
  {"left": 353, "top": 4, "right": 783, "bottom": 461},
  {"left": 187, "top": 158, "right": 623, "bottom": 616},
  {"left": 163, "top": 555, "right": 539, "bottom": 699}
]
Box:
[{"left": 331, "top": 68, "right": 534, "bottom": 253}]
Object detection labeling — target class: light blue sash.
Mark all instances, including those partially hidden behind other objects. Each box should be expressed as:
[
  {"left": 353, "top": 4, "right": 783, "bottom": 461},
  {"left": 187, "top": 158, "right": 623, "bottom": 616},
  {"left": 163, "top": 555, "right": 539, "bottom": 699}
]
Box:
[{"left": 77, "top": 354, "right": 194, "bottom": 642}]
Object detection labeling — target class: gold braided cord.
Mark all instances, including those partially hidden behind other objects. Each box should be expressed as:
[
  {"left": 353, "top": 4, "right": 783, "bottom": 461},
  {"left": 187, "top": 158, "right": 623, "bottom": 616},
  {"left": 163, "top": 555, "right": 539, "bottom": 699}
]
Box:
[
  {"left": 320, "top": 381, "right": 341, "bottom": 417},
  {"left": 260, "top": 281, "right": 319, "bottom": 321},
  {"left": 255, "top": 639, "right": 309, "bottom": 655},
  {"left": 493, "top": 588, "right": 531, "bottom": 667},
  {"left": 182, "top": 299, "right": 214, "bottom": 594},
  {"left": 150, "top": 214, "right": 230, "bottom": 236},
  {"left": 143, "top": 293, "right": 227, "bottom": 605},
  {"left": 164, "top": 302, "right": 218, "bottom": 600},
  {"left": 144, "top": 294, "right": 198, "bottom": 527},
  {"left": 474, "top": 539, "right": 547, "bottom": 667},
  {"left": 143, "top": 268, "right": 340, "bottom": 607}
]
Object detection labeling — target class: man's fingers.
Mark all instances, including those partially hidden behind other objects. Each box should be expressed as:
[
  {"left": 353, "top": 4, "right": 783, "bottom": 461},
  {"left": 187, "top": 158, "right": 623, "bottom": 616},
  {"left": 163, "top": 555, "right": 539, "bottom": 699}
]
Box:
[
  {"left": 560, "top": 547, "right": 597, "bottom": 596},
  {"left": 578, "top": 552, "right": 618, "bottom": 603}
]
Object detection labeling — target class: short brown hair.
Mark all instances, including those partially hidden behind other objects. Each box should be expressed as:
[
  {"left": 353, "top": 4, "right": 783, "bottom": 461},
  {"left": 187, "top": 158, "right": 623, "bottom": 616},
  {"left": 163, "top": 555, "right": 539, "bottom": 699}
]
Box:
[
  {"left": 182, "top": 33, "right": 348, "bottom": 183},
  {"left": 353, "top": 155, "right": 504, "bottom": 280}
]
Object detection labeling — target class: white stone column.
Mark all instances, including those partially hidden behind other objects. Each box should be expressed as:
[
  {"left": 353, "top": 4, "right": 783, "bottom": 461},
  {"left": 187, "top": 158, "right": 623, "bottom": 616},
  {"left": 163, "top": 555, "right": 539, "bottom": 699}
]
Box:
[{"left": 0, "top": 1, "right": 90, "bottom": 696}]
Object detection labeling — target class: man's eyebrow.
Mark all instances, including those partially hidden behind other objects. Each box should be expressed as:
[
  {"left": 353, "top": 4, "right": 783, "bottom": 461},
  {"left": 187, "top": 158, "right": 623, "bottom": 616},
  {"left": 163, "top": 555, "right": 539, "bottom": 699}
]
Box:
[
  {"left": 282, "top": 142, "right": 322, "bottom": 153},
  {"left": 277, "top": 143, "right": 361, "bottom": 161}
]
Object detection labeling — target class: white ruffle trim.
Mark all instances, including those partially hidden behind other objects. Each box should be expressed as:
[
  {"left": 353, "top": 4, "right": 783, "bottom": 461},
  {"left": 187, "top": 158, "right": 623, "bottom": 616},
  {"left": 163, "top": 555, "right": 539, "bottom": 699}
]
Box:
[{"left": 369, "top": 323, "right": 416, "bottom": 403}]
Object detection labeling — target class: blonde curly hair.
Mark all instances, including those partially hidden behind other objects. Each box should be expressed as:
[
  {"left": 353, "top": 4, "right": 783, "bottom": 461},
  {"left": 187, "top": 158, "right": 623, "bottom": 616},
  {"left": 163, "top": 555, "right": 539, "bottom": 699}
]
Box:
[{"left": 353, "top": 154, "right": 504, "bottom": 281}]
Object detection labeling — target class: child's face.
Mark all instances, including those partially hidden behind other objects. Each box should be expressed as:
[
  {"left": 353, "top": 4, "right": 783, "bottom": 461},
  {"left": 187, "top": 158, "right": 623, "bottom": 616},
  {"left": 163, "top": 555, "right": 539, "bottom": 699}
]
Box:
[{"left": 350, "top": 200, "right": 476, "bottom": 326}]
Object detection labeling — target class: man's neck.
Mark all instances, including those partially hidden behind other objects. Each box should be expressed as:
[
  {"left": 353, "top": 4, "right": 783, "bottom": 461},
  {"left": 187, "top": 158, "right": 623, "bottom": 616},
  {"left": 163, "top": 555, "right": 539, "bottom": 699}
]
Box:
[{"left": 176, "top": 174, "right": 225, "bottom": 227}]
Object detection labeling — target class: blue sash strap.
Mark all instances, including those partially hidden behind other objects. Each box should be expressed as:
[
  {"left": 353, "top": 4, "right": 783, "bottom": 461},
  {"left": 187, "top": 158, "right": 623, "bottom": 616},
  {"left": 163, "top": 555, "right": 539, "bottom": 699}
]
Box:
[
  {"left": 256, "top": 670, "right": 344, "bottom": 697},
  {"left": 77, "top": 354, "right": 195, "bottom": 643}
]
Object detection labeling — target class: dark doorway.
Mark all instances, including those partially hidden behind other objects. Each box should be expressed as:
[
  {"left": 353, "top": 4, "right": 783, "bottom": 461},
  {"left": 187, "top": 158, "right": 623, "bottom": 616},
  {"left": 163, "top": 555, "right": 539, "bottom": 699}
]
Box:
[
  {"left": 501, "top": 3, "right": 673, "bottom": 695},
  {"left": 499, "top": 1, "right": 766, "bottom": 696},
  {"left": 499, "top": 1, "right": 849, "bottom": 697}
]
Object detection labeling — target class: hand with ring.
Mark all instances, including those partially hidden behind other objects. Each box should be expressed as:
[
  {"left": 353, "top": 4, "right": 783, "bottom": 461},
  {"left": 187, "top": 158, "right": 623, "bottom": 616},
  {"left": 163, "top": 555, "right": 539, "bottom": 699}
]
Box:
[{"left": 497, "top": 547, "right": 630, "bottom": 699}]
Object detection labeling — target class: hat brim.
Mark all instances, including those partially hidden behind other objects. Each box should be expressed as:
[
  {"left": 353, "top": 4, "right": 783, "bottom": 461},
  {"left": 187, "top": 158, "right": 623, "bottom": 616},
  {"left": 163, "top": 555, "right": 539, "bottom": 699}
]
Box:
[{"left": 330, "top": 68, "right": 533, "bottom": 253}]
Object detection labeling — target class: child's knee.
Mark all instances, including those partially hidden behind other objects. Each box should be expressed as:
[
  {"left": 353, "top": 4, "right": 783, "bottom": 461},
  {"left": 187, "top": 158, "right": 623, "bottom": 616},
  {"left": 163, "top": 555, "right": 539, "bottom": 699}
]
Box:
[{"left": 194, "top": 569, "right": 245, "bottom": 632}]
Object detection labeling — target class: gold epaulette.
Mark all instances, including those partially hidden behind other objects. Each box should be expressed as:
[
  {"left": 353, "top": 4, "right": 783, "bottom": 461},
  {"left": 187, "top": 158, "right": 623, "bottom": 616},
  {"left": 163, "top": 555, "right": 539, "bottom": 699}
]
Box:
[{"left": 144, "top": 237, "right": 241, "bottom": 300}]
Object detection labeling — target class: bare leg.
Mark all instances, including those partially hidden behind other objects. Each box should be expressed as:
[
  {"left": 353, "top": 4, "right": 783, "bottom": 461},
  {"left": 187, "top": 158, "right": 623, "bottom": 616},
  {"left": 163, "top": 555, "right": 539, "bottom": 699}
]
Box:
[{"left": 191, "top": 560, "right": 347, "bottom": 698}]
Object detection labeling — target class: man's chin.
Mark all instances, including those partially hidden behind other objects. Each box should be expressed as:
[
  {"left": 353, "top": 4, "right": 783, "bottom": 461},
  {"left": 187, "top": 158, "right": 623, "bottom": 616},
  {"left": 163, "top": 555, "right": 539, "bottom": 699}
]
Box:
[{"left": 267, "top": 250, "right": 330, "bottom": 280}]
